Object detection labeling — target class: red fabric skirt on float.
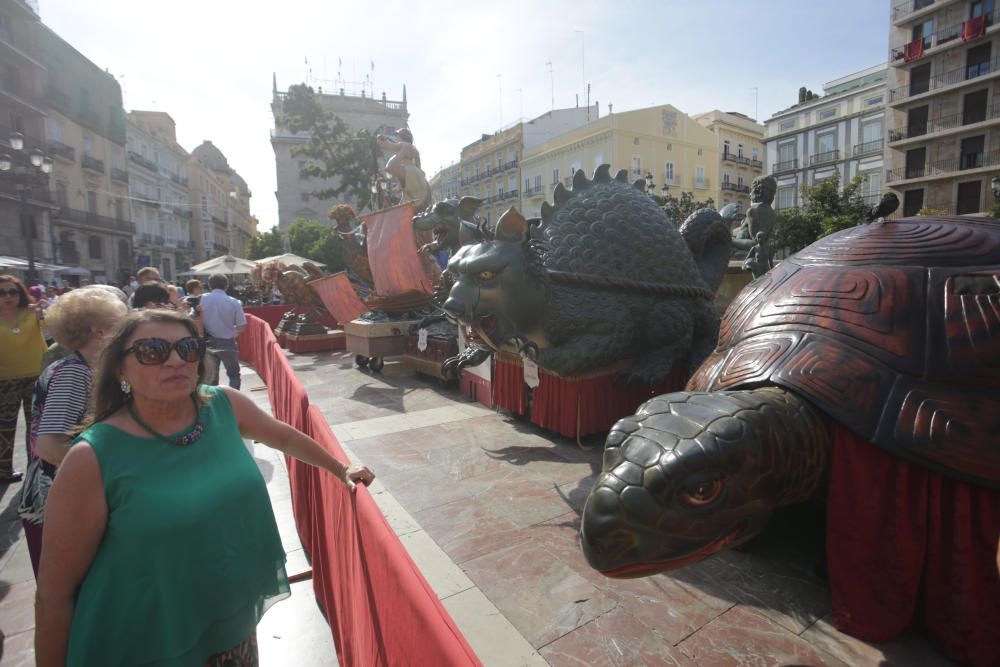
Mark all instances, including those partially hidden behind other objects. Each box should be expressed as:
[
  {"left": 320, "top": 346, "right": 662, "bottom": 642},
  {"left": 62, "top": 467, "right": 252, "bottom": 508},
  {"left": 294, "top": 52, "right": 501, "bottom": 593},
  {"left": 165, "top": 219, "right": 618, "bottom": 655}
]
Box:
[
  {"left": 826, "top": 423, "right": 1000, "bottom": 667},
  {"left": 491, "top": 351, "right": 687, "bottom": 439}
]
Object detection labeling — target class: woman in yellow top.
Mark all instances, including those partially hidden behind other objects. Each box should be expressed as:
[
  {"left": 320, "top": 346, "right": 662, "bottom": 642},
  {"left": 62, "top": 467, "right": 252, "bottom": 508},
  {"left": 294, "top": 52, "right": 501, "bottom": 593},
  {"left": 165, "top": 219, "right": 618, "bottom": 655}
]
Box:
[{"left": 0, "top": 275, "right": 47, "bottom": 482}]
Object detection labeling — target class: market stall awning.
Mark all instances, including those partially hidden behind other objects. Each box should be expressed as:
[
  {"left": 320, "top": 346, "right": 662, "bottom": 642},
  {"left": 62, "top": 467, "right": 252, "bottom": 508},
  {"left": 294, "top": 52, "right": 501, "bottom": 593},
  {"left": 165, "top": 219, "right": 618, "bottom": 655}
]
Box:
[
  {"left": 180, "top": 254, "right": 257, "bottom": 276},
  {"left": 254, "top": 253, "right": 325, "bottom": 268}
]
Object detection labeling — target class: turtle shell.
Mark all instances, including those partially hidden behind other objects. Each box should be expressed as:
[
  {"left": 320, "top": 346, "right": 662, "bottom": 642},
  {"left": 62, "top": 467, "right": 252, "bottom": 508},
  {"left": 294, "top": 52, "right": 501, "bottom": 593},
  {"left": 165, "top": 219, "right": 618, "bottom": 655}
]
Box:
[{"left": 688, "top": 216, "right": 1000, "bottom": 488}]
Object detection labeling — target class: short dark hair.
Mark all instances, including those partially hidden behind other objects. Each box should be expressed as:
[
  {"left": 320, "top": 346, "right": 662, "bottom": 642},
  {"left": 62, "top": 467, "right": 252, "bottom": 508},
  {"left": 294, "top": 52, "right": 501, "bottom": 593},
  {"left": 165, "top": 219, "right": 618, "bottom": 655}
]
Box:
[
  {"left": 395, "top": 127, "right": 413, "bottom": 143},
  {"left": 132, "top": 283, "right": 171, "bottom": 309},
  {"left": 208, "top": 273, "right": 228, "bottom": 290},
  {"left": 184, "top": 279, "right": 203, "bottom": 294}
]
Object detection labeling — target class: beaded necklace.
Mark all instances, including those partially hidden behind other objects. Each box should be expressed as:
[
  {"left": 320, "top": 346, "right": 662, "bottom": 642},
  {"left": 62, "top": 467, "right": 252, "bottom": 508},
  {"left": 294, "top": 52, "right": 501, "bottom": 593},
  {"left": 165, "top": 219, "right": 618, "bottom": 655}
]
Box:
[{"left": 128, "top": 396, "right": 204, "bottom": 446}]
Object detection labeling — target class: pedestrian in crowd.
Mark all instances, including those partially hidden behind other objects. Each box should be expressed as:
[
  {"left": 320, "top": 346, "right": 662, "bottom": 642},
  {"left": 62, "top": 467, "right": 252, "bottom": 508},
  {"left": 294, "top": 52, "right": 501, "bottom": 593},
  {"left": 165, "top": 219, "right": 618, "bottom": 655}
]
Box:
[
  {"left": 183, "top": 279, "right": 205, "bottom": 335},
  {"left": 15, "top": 288, "right": 127, "bottom": 576},
  {"left": 131, "top": 283, "right": 173, "bottom": 310},
  {"left": 0, "top": 275, "right": 47, "bottom": 483},
  {"left": 35, "top": 309, "right": 374, "bottom": 666},
  {"left": 124, "top": 276, "right": 138, "bottom": 298},
  {"left": 165, "top": 284, "right": 184, "bottom": 308},
  {"left": 136, "top": 266, "right": 161, "bottom": 284},
  {"left": 200, "top": 273, "right": 246, "bottom": 389},
  {"left": 40, "top": 286, "right": 129, "bottom": 372}
]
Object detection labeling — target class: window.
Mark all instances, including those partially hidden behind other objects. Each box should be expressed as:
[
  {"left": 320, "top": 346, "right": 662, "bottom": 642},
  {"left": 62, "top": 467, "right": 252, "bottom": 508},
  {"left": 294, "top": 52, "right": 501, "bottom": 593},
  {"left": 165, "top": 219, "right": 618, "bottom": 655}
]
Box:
[
  {"left": 737, "top": 143, "right": 744, "bottom": 158},
  {"left": 967, "top": 43, "right": 992, "bottom": 79},
  {"left": 664, "top": 161, "right": 675, "bottom": 183},
  {"left": 695, "top": 165, "right": 705, "bottom": 186},
  {"left": 912, "top": 18, "right": 933, "bottom": 48},
  {"left": 571, "top": 159, "right": 582, "bottom": 174},
  {"left": 778, "top": 143, "right": 796, "bottom": 164},
  {"left": 49, "top": 119, "right": 62, "bottom": 143},
  {"left": 723, "top": 140, "right": 731, "bottom": 156},
  {"left": 525, "top": 177, "right": 531, "bottom": 192},
  {"left": 88, "top": 236, "right": 103, "bottom": 259},
  {"left": 906, "top": 147, "right": 927, "bottom": 178},
  {"left": 971, "top": 0, "right": 995, "bottom": 24},
  {"left": 552, "top": 168, "right": 559, "bottom": 185},
  {"left": 752, "top": 147, "right": 760, "bottom": 161},
  {"left": 779, "top": 119, "right": 796, "bottom": 131},
  {"left": 963, "top": 89, "right": 989, "bottom": 124},
  {"left": 818, "top": 108, "right": 837, "bottom": 120},
  {"left": 776, "top": 186, "right": 795, "bottom": 210},
  {"left": 594, "top": 153, "right": 604, "bottom": 168},
  {"left": 56, "top": 182, "right": 68, "bottom": 206},
  {"left": 960, "top": 135, "right": 985, "bottom": 169},
  {"left": 865, "top": 96, "right": 884, "bottom": 107},
  {"left": 910, "top": 64, "right": 931, "bottom": 96},
  {"left": 957, "top": 180, "right": 982, "bottom": 214},
  {"left": 862, "top": 121, "right": 883, "bottom": 144},
  {"left": 115, "top": 199, "right": 124, "bottom": 220},
  {"left": 83, "top": 136, "right": 94, "bottom": 157},
  {"left": 903, "top": 189, "right": 925, "bottom": 216},
  {"left": 862, "top": 172, "right": 882, "bottom": 200},
  {"left": 908, "top": 105, "right": 929, "bottom": 137},
  {"left": 87, "top": 190, "right": 97, "bottom": 214},
  {"left": 723, "top": 172, "right": 731, "bottom": 185},
  {"left": 817, "top": 133, "right": 836, "bottom": 155},
  {"left": 534, "top": 175, "right": 541, "bottom": 190}
]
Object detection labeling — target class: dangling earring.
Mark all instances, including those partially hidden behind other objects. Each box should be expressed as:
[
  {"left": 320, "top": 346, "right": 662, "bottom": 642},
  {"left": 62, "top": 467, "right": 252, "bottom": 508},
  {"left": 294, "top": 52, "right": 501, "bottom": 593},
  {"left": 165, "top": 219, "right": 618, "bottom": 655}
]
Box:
[{"left": 120, "top": 379, "right": 132, "bottom": 395}]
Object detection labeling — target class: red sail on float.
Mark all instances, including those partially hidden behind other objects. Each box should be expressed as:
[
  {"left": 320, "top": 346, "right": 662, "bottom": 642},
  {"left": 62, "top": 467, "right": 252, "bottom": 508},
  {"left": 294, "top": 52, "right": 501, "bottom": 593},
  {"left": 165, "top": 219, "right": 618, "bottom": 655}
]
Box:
[
  {"left": 364, "top": 203, "right": 435, "bottom": 296},
  {"left": 309, "top": 272, "right": 367, "bottom": 325}
]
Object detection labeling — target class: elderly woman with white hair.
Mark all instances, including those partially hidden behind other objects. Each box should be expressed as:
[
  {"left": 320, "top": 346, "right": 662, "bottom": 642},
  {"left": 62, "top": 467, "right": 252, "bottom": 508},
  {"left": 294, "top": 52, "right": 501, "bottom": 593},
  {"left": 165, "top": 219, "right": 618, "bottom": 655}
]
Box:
[{"left": 16, "top": 287, "right": 128, "bottom": 576}]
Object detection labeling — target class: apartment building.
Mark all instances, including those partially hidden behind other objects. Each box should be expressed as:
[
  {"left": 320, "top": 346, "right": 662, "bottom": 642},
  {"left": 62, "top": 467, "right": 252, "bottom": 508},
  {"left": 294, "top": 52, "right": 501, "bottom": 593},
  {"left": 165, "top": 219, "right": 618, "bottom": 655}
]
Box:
[
  {"left": 188, "top": 141, "right": 252, "bottom": 262},
  {"left": 764, "top": 64, "right": 888, "bottom": 213},
  {"left": 126, "top": 111, "right": 194, "bottom": 279},
  {"left": 458, "top": 105, "right": 597, "bottom": 225},
  {"left": 519, "top": 104, "right": 718, "bottom": 220},
  {"left": 0, "top": 0, "right": 53, "bottom": 272},
  {"left": 693, "top": 110, "right": 766, "bottom": 213},
  {"left": 39, "top": 24, "right": 134, "bottom": 284},
  {"left": 886, "top": 0, "right": 999, "bottom": 215},
  {"left": 271, "top": 77, "right": 408, "bottom": 230},
  {"left": 428, "top": 162, "right": 461, "bottom": 202}
]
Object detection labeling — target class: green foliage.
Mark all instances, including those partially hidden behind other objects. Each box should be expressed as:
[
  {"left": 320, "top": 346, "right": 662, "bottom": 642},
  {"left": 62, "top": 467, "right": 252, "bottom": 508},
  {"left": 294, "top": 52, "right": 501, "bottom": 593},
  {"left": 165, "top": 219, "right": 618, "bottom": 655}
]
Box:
[
  {"left": 661, "top": 191, "right": 716, "bottom": 225},
  {"left": 286, "top": 218, "right": 346, "bottom": 273},
  {"left": 916, "top": 207, "right": 948, "bottom": 216},
  {"left": 246, "top": 228, "right": 285, "bottom": 260},
  {"left": 771, "top": 172, "right": 869, "bottom": 253},
  {"left": 280, "top": 84, "right": 378, "bottom": 212},
  {"left": 288, "top": 218, "right": 325, "bottom": 255},
  {"left": 990, "top": 202, "right": 1000, "bottom": 219}
]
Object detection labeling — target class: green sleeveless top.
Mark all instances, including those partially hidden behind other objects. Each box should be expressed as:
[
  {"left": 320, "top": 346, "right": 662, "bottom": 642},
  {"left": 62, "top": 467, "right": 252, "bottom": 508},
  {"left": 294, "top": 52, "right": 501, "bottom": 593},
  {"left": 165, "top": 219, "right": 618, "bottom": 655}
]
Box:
[{"left": 67, "top": 386, "right": 289, "bottom": 666}]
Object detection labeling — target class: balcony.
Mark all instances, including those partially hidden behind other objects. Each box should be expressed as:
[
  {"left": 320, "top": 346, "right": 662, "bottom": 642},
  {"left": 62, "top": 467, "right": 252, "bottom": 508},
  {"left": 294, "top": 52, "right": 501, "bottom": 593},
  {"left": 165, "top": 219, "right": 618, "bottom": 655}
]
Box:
[
  {"left": 505, "top": 160, "right": 518, "bottom": 169},
  {"left": 81, "top": 154, "right": 105, "bottom": 174},
  {"left": 853, "top": 139, "right": 884, "bottom": 156},
  {"left": 891, "top": 0, "right": 937, "bottom": 25},
  {"left": 887, "top": 148, "right": 1000, "bottom": 182},
  {"left": 722, "top": 152, "right": 751, "bottom": 166},
  {"left": 139, "top": 199, "right": 160, "bottom": 209},
  {"left": 0, "top": 175, "right": 52, "bottom": 205},
  {"left": 750, "top": 159, "right": 763, "bottom": 170},
  {"left": 155, "top": 235, "right": 165, "bottom": 245},
  {"left": 888, "top": 103, "right": 1000, "bottom": 143},
  {"left": 721, "top": 182, "right": 751, "bottom": 194},
  {"left": 772, "top": 158, "right": 799, "bottom": 173},
  {"left": 48, "top": 140, "right": 75, "bottom": 162},
  {"left": 111, "top": 167, "right": 129, "bottom": 183},
  {"left": 889, "top": 55, "right": 1000, "bottom": 103},
  {"left": 694, "top": 178, "right": 711, "bottom": 189},
  {"left": 128, "top": 150, "right": 159, "bottom": 173},
  {"left": 170, "top": 172, "right": 188, "bottom": 186},
  {"left": 504, "top": 189, "right": 519, "bottom": 200},
  {"left": 44, "top": 85, "right": 70, "bottom": 113},
  {"left": 890, "top": 6, "right": 995, "bottom": 59},
  {"left": 810, "top": 149, "right": 840, "bottom": 166},
  {"left": 54, "top": 207, "right": 134, "bottom": 234},
  {"left": 213, "top": 242, "right": 228, "bottom": 254},
  {"left": 211, "top": 215, "right": 225, "bottom": 226}
]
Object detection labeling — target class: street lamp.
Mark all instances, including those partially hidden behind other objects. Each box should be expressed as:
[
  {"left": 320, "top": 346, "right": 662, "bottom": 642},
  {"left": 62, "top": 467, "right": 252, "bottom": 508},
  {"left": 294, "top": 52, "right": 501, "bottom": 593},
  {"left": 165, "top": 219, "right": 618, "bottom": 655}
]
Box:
[{"left": 0, "top": 131, "right": 52, "bottom": 284}]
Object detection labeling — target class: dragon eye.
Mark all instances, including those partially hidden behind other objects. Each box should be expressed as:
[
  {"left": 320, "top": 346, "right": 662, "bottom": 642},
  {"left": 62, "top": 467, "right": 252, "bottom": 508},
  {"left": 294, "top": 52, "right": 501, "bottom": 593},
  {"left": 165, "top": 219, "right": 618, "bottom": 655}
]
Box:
[
  {"left": 680, "top": 479, "right": 723, "bottom": 506},
  {"left": 478, "top": 270, "right": 496, "bottom": 281}
]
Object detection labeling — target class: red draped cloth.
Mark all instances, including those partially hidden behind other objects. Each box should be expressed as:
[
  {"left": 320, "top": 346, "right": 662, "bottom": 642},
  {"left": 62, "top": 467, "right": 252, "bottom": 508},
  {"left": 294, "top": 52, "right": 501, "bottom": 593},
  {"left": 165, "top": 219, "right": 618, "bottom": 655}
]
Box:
[
  {"left": 904, "top": 38, "right": 925, "bottom": 62},
  {"left": 492, "top": 352, "right": 528, "bottom": 415},
  {"left": 963, "top": 15, "right": 987, "bottom": 42},
  {"left": 364, "top": 204, "right": 434, "bottom": 296},
  {"left": 826, "top": 423, "right": 1000, "bottom": 667},
  {"left": 237, "top": 317, "right": 481, "bottom": 666},
  {"left": 308, "top": 272, "right": 367, "bottom": 326}
]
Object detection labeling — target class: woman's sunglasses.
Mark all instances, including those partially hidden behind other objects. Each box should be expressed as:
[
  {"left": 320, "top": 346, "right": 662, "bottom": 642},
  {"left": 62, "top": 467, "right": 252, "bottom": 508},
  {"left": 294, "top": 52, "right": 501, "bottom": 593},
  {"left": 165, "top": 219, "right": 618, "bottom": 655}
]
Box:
[
  {"left": 0, "top": 289, "right": 21, "bottom": 297},
  {"left": 123, "top": 336, "right": 205, "bottom": 365}
]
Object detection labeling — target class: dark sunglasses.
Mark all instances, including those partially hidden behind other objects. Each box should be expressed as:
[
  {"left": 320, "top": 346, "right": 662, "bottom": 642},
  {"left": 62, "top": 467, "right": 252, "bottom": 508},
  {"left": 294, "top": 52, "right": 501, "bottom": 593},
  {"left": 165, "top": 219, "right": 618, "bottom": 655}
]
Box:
[
  {"left": 0, "top": 289, "right": 21, "bottom": 297},
  {"left": 123, "top": 336, "right": 205, "bottom": 365}
]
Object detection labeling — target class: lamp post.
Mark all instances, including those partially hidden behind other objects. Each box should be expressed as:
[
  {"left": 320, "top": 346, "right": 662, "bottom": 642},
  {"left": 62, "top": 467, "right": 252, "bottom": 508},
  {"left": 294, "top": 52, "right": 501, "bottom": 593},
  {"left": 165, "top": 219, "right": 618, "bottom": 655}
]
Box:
[{"left": 0, "top": 132, "right": 52, "bottom": 284}]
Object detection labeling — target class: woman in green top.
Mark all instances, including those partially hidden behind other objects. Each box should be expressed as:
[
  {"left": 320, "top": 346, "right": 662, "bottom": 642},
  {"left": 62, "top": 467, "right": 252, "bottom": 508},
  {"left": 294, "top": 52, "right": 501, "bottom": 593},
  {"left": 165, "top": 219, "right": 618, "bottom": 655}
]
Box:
[{"left": 35, "top": 310, "right": 374, "bottom": 666}]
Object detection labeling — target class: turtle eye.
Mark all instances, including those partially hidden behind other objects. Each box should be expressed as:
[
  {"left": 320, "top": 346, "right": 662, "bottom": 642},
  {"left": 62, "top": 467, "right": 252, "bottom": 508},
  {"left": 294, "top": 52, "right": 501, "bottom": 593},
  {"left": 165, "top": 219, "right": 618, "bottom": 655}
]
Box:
[
  {"left": 478, "top": 270, "right": 496, "bottom": 281},
  {"left": 680, "top": 479, "right": 723, "bottom": 506}
]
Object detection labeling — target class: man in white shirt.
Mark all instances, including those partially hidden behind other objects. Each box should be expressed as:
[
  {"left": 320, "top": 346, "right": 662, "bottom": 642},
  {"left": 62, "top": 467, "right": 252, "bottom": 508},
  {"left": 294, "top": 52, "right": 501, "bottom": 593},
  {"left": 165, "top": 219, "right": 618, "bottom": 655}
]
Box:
[{"left": 199, "top": 273, "right": 246, "bottom": 389}]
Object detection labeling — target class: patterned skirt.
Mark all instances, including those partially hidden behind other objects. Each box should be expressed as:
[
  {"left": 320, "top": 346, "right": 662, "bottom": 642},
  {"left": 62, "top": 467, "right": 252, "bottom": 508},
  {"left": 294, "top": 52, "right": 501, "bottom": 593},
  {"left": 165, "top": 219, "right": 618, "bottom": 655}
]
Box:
[
  {"left": 0, "top": 376, "right": 36, "bottom": 475},
  {"left": 204, "top": 633, "right": 258, "bottom": 667}
]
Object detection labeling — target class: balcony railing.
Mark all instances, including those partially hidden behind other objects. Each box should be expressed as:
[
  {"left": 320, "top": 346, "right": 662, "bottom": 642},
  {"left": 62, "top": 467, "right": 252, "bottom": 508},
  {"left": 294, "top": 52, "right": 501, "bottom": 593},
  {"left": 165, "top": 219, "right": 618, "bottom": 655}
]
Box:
[
  {"left": 810, "top": 149, "right": 840, "bottom": 166},
  {"left": 54, "top": 207, "right": 134, "bottom": 233},
  {"left": 888, "top": 103, "right": 1000, "bottom": 143},
  {"left": 128, "top": 150, "right": 158, "bottom": 173},
  {"left": 211, "top": 215, "right": 225, "bottom": 226},
  {"left": 890, "top": 6, "right": 996, "bottom": 59},
  {"left": 0, "top": 176, "right": 52, "bottom": 204},
  {"left": 505, "top": 160, "right": 518, "bottom": 169},
  {"left": 81, "top": 154, "right": 104, "bottom": 173},
  {"left": 695, "top": 178, "right": 711, "bottom": 189},
  {"left": 48, "top": 140, "right": 75, "bottom": 162},
  {"left": 721, "top": 182, "right": 750, "bottom": 193},
  {"left": 773, "top": 158, "right": 799, "bottom": 173},
  {"left": 503, "top": 189, "right": 519, "bottom": 200},
  {"left": 139, "top": 199, "right": 160, "bottom": 209},
  {"left": 889, "top": 55, "right": 1000, "bottom": 103},
  {"left": 750, "top": 159, "right": 763, "bottom": 170},
  {"left": 887, "top": 148, "right": 1000, "bottom": 182},
  {"left": 853, "top": 139, "right": 884, "bottom": 156},
  {"left": 170, "top": 172, "right": 188, "bottom": 186},
  {"left": 891, "top": 0, "right": 935, "bottom": 24},
  {"left": 213, "top": 242, "right": 228, "bottom": 253},
  {"left": 524, "top": 185, "right": 545, "bottom": 197},
  {"left": 111, "top": 167, "right": 129, "bottom": 183},
  {"left": 722, "top": 152, "right": 751, "bottom": 166}
]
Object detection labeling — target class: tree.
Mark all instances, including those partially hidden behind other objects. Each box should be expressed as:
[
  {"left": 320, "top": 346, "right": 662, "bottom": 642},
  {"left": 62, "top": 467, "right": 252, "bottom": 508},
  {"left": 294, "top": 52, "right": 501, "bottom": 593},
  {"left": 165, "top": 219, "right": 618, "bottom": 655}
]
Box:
[
  {"left": 660, "top": 191, "right": 716, "bottom": 225},
  {"left": 287, "top": 218, "right": 325, "bottom": 255},
  {"left": 246, "top": 228, "right": 285, "bottom": 260},
  {"left": 279, "top": 84, "right": 380, "bottom": 212},
  {"left": 285, "top": 218, "right": 347, "bottom": 273},
  {"left": 771, "top": 172, "right": 869, "bottom": 254}
]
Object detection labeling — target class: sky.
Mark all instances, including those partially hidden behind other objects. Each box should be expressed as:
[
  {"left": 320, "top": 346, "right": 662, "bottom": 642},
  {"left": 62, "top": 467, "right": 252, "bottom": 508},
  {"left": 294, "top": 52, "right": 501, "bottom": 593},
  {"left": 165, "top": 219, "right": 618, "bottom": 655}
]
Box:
[{"left": 40, "top": 0, "right": 890, "bottom": 232}]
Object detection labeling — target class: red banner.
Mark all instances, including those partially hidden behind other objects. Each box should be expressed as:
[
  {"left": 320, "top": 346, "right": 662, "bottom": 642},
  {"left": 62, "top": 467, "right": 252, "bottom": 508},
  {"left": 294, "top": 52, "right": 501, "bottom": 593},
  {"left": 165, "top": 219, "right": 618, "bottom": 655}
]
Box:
[
  {"left": 308, "top": 272, "right": 367, "bottom": 326},
  {"left": 364, "top": 203, "right": 434, "bottom": 296}
]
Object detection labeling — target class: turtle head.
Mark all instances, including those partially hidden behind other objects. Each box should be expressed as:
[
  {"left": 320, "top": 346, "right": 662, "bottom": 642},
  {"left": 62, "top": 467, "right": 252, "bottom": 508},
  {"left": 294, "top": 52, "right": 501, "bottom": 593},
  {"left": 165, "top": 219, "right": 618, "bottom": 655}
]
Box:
[{"left": 581, "top": 390, "right": 830, "bottom": 577}]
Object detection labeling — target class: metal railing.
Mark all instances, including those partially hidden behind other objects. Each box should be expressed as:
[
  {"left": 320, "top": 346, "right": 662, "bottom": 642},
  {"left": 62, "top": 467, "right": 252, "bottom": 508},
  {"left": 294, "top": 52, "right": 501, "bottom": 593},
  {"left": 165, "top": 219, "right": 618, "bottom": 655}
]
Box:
[
  {"left": 890, "top": 7, "right": 995, "bottom": 59},
  {"left": 722, "top": 152, "right": 751, "bottom": 165},
  {"left": 170, "top": 173, "right": 188, "bottom": 186},
  {"left": 887, "top": 147, "right": 1000, "bottom": 182},
  {"left": 891, "top": 0, "right": 936, "bottom": 24},
  {"left": 750, "top": 159, "right": 764, "bottom": 169},
  {"left": 810, "top": 149, "right": 840, "bottom": 166},
  {"left": 721, "top": 182, "right": 750, "bottom": 193},
  {"left": 889, "top": 102, "right": 1000, "bottom": 142},
  {"left": 889, "top": 55, "right": 1000, "bottom": 103},
  {"left": 773, "top": 158, "right": 799, "bottom": 173},
  {"left": 81, "top": 154, "right": 104, "bottom": 173},
  {"left": 48, "top": 140, "right": 75, "bottom": 161},
  {"left": 524, "top": 185, "right": 545, "bottom": 196},
  {"left": 854, "top": 139, "right": 884, "bottom": 156},
  {"left": 111, "top": 168, "right": 129, "bottom": 183},
  {"left": 128, "top": 150, "right": 158, "bottom": 173},
  {"left": 54, "top": 207, "right": 134, "bottom": 233},
  {"left": 694, "top": 178, "right": 711, "bottom": 189}
]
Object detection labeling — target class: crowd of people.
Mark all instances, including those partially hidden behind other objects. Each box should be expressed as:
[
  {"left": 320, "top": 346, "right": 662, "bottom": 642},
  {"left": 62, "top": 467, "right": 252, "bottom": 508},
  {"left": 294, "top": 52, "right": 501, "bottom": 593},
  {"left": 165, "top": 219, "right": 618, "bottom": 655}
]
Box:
[{"left": 0, "top": 269, "right": 374, "bottom": 666}]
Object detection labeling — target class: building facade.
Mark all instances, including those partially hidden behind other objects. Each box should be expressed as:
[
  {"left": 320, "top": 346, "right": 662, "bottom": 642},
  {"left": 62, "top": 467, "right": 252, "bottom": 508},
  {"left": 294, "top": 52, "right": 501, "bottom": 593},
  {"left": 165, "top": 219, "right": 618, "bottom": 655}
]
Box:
[
  {"left": 886, "top": 0, "right": 1000, "bottom": 216},
  {"left": 693, "top": 110, "right": 766, "bottom": 213},
  {"left": 188, "top": 141, "right": 252, "bottom": 262},
  {"left": 428, "top": 162, "right": 461, "bottom": 202},
  {"left": 271, "top": 77, "right": 408, "bottom": 231},
  {"left": 764, "top": 64, "right": 888, "bottom": 213},
  {"left": 519, "top": 104, "right": 719, "bottom": 221},
  {"left": 0, "top": 0, "right": 53, "bottom": 273},
  {"left": 39, "top": 23, "right": 133, "bottom": 284}
]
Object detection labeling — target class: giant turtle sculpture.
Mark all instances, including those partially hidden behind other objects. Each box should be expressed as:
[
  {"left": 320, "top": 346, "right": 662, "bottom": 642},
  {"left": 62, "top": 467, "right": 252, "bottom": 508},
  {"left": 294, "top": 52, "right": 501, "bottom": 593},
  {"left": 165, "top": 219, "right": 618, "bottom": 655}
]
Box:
[{"left": 580, "top": 215, "right": 1000, "bottom": 663}]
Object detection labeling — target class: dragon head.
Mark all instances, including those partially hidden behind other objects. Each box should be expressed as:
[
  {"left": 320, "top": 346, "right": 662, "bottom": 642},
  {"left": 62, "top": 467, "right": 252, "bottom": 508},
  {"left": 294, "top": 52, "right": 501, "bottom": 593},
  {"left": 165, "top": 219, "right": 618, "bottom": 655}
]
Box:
[
  {"left": 442, "top": 207, "right": 548, "bottom": 350},
  {"left": 412, "top": 197, "right": 483, "bottom": 254}
]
